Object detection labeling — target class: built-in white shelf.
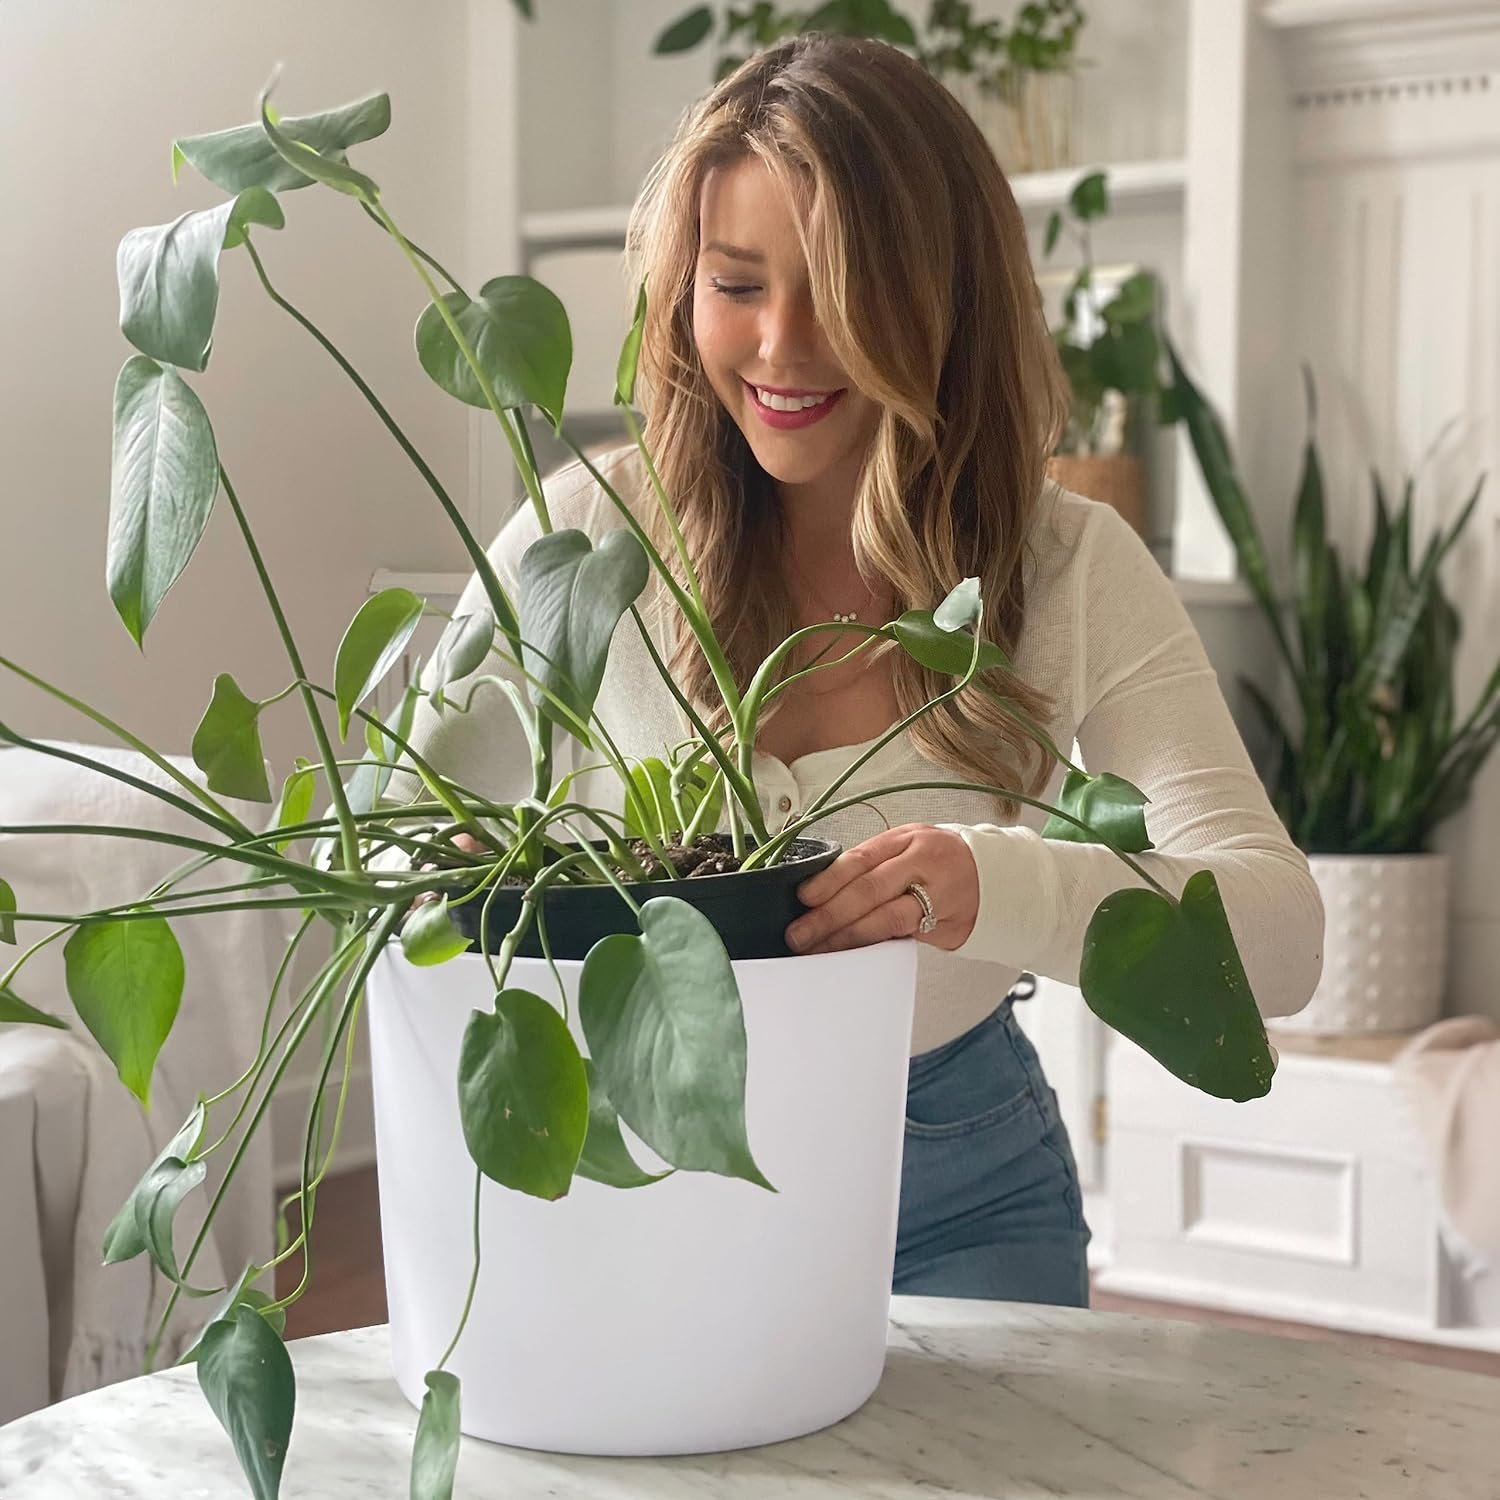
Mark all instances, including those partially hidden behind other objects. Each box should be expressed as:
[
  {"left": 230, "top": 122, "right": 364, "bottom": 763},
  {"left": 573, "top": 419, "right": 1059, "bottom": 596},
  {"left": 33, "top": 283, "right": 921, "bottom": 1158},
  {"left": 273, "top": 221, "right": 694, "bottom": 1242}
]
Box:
[{"left": 521, "top": 157, "right": 1187, "bottom": 255}]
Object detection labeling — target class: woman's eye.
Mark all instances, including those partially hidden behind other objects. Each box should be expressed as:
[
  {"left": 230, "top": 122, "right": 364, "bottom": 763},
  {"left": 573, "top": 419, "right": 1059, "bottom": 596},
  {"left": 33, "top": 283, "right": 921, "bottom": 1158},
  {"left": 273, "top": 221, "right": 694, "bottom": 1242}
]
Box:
[{"left": 710, "top": 280, "right": 758, "bottom": 299}]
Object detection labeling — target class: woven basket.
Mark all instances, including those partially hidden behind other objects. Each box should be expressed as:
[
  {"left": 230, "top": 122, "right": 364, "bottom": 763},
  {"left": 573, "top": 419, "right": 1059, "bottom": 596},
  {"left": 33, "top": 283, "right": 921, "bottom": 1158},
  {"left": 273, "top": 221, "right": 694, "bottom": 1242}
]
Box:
[{"left": 1046, "top": 454, "right": 1147, "bottom": 538}]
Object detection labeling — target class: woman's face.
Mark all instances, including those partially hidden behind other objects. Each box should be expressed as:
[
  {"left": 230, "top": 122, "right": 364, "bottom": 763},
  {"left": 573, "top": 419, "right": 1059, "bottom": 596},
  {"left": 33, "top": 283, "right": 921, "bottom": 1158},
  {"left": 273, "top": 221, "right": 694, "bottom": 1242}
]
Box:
[{"left": 692, "top": 158, "right": 880, "bottom": 500}]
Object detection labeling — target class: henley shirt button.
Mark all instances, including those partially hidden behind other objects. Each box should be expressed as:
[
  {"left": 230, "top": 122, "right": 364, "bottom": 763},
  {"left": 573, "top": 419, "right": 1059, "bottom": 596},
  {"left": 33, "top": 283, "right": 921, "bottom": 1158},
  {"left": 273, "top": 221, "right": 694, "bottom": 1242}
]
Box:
[{"left": 777, "top": 794, "right": 793, "bottom": 813}]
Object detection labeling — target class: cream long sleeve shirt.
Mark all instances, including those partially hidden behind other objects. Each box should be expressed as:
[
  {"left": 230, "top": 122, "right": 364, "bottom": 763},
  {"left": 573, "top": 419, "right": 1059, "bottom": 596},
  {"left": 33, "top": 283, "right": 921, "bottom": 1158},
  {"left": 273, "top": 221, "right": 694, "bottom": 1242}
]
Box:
[{"left": 391, "top": 445, "right": 1323, "bottom": 1055}]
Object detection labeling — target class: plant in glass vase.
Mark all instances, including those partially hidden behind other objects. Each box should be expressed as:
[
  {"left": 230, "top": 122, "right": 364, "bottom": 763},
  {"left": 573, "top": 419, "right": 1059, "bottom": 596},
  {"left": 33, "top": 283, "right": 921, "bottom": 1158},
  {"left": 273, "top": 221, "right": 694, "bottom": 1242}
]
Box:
[
  {"left": 1042, "top": 168, "right": 1161, "bottom": 536},
  {"left": 1, "top": 86, "right": 1277, "bottom": 1499}
]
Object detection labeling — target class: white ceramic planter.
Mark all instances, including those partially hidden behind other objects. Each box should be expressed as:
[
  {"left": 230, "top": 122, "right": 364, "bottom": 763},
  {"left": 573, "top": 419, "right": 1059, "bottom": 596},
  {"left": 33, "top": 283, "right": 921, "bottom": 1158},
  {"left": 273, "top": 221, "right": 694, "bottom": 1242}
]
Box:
[
  {"left": 1269, "top": 853, "right": 1449, "bottom": 1037},
  {"left": 366, "top": 939, "right": 918, "bottom": 1456}
]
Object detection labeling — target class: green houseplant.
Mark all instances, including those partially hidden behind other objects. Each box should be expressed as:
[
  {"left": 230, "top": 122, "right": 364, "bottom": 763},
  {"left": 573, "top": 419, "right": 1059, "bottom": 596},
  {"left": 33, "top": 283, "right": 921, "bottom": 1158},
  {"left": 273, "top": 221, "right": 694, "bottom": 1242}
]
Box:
[
  {"left": 1, "top": 88, "right": 1278, "bottom": 1498},
  {"left": 652, "top": 0, "right": 1087, "bottom": 171},
  {"left": 1041, "top": 169, "right": 1161, "bottom": 537},
  {"left": 1171, "top": 349, "right": 1498, "bottom": 1033}
]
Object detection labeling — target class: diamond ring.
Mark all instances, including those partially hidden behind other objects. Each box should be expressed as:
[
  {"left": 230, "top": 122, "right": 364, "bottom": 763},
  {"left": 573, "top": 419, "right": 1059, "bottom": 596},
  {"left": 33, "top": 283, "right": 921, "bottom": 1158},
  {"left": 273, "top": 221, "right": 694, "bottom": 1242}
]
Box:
[{"left": 906, "top": 881, "right": 938, "bottom": 935}]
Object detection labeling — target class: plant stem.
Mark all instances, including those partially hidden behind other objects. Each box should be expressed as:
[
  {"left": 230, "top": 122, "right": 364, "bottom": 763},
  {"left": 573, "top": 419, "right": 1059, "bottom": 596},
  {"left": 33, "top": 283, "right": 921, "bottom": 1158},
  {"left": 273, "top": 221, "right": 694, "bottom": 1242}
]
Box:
[
  {"left": 217, "top": 464, "right": 360, "bottom": 874},
  {"left": 242, "top": 237, "right": 524, "bottom": 653},
  {"left": 0, "top": 673, "right": 247, "bottom": 837},
  {"left": 621, "top": 405, "right": 705, "bottom": 615},
  {"left": 437, "top": 1169, "right": 483, "bottom": 1372}
]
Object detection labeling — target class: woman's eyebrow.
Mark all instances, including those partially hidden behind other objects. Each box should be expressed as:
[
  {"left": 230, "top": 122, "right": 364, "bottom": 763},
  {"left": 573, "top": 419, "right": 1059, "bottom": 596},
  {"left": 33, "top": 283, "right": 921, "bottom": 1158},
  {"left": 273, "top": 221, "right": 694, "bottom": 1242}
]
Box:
[{"left": 701, "top": 240, "right": 766, "bottom": 264}]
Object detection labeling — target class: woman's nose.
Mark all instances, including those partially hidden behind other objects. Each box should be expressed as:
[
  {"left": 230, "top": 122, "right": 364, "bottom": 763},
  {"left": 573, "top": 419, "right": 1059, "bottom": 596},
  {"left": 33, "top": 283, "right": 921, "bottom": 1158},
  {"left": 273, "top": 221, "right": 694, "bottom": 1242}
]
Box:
[{"left": 758, "top": 289, "right": 818, "bottom": 369}]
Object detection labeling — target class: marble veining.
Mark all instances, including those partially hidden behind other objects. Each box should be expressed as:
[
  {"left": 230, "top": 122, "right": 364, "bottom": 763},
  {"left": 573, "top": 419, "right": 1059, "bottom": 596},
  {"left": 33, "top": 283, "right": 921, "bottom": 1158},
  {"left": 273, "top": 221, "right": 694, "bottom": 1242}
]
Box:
[{"left": 1, "top": 1297, "right": 1494, "bottom": 1498}]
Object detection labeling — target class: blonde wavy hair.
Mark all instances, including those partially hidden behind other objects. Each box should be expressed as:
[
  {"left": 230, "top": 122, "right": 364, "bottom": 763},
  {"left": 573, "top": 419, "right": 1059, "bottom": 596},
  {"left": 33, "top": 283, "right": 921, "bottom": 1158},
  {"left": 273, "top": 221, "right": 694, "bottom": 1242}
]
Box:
[{"left": 624, "top": 34, "right": 1069, "bottom": 802}]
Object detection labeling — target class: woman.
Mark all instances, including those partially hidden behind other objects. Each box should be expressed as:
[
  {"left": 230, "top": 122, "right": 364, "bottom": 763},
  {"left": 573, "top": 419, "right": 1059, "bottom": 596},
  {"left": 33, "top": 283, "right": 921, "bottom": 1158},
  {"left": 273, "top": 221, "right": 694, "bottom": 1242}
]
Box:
[{"left": 396, "top": 35, "right": 1323, "bottom": 1307}]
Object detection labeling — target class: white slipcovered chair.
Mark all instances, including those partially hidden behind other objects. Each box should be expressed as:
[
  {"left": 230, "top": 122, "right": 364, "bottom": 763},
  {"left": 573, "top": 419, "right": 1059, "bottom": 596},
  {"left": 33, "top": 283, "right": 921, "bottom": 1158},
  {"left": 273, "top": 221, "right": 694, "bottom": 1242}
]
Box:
[{"left": 0, "top": 742, "right": 285, "bottom": 1423}]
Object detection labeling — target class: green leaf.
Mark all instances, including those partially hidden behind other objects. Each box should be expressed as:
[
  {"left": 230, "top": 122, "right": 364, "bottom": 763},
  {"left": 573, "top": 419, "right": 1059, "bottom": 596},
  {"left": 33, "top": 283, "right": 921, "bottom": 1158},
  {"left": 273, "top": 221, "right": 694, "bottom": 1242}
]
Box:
[
  {"left": 1043, "top": 209, "right": 1063, "bottom": 257},
  {"left": 458, "top": 990, "right": 589, "bottom": 1199},
  {"left": 65, "top": 917, "right": 184, "bottom": 1107},
  {"left": 135, "top": 1154, "right": 207, "bottom": 1282},
  {"left": 108, "top": 356, "right": 220, "bottom": 647},
  {"left": 655, "top": 5, "right": 715, "bottom": 52},
  {"left": 334, "top": 588, "right": 424, "bottom": 738},
  {"left": 411, "top": 1370, "right": 462, "bottom": 1500},
  {"left": 430, "top": 609, "right": 495, "bottom": 712},
  {"left": 400, "top": 897, "right": 473, "bottom": 967},
  {"left": 175, "top": 92, "right": 391, "bottom": 194},
  {"left": 272, "top": 759, "right": 317, "bottom": 853},
  {"left": 0, "top": 988, "right": 68, "bottom": 1029},
  {"left": 890, "top": 609, "right": 1011, "bottom": 676},
  {"left": 576, "top": 1058, "right": 671, "bottom": 1189},
  {"left": 623, "top": 756, "right": 675, "bottom": 839},
  {"left": 258, "top": 86, "right": 380, "bottom": 200},
  {"left": 1080, "top": 871, "right": 1276, "bottom": 1102},
  {"left": 117, "top": 188, "right": 283, "bottom": 372},
  {"left": 0, "top": 877, "right": 14, "bottom": 944},
  {"left": 197, "top": 1305, "right": 296, "bottom": 1500},
  {"left": 579, "top": 897, "right": 768, "bottom": 1186},
  {"left": 615, "top": 282, "right": 648, "bottom": 407},
  {"left": 1041, "top": 770, "right": 1154, "bottom": 853},
  {"left": 179, "top": 1268, "right": 285, "bottom": 1364},
  {"left": 518, "top": 529, "right": 650, "bottom": 732},
  {"left": 933, "top": 576, "right": 982, "bottom": 632},
  {"left": 104, "top": 1102, "right": 205, "bottom": 1264},
  {"left": 191, "top": 673, "right": 272, "bottom": 802},
  {"left": 1068, "top": 169, "right": 1108, "bottom": 222},
  {"left": 416, "top": 277, "right": 572, "bottom": 430},
  {"left": 1165, "top": 343, "right": 1294, "bottom": 670}
]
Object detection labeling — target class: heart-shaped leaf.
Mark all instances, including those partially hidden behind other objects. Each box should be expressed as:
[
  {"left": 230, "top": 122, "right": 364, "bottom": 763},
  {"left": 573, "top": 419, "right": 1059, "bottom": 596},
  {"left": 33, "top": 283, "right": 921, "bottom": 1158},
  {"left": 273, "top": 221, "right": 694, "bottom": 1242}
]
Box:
[
  {"left": 933, "top": 576, "right": 982, "bottom": 632},
  {"left": 1042, "top": 770, "right": 1153, "bottom": 854},
  {"left": 576, "top": 1058, "right": 670, "bottom": 1189},
  {"left": 458, "top": 989, "right": 589, "bottom": 1199},
  {"left": 1069, "top": 169, "right": 1109, "bottom": 222},
  {"left": 136, "top": 1154, "right": 208, "bottom": 1283},
  {"left": 430, "top": 609, "right": 495, "bottom": 711},
  {"left": 400, "top": 897, "right": 473, "bottom": 967},
  {"left": 415, "top": 276, "right": 572, "bottom": 430},
  {"left": 333, "top": 588, "right": 424, "bottom": 738},
  {"left": 197, "top": 1304, "right": 296, "bottom": 1500},
  {"left": 109, "top": 356, "right": 220, "bottom": 647},
  {"left": 890, "top": 609, "right": 1010, "bottom": 676},
  {"left": 410, "top": 1370, "right": 462, "bottom": 1500},
  {"left": 117, "top": 188, "right": 284, "bottom": 372},
  {"left": 257, "top": 87, "right": 380, "bottom": 200},
  {"left": 0, "top": 877, "right": 15, "bottom": 944},
  {"left": 174, "top": 92, "right": 390, "bottom": 194},
  {"left": 104, "top": 1102, "right": 205, "bottom": 1264},
  {"left": 191, "top": 672, "right": 272, "bottom": 802},
  {"left": 272, "top": 759, "right": 316, "bottom": 853},
  {"left": 579, "top": 897, "right": 768, "bottom": 1186},
  {"left": 518, "top": 529, "right": 649, "bottom": 733},
  {"left": 179, "top": 1266, "right": 285, "bottom": 1364},
  {"left": 65, "top": 916, "right": 184, "bottom": 1106},
  {"left": 0, "top": 988, "right": 68, "bottom": 1029},
  {"left": 616, "top": 281, "right": 648, "bottom": 406},
  {"left": 1080, "top": 870, "right": 1276, "bottom": 1102}
]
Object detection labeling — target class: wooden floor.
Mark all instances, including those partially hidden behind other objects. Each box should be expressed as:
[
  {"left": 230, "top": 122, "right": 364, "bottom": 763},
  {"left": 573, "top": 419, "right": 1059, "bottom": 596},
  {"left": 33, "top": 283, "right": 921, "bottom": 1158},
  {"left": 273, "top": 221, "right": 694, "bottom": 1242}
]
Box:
[{"left": 276, "top": 1165, "right": 1500, "bottom": 1377}]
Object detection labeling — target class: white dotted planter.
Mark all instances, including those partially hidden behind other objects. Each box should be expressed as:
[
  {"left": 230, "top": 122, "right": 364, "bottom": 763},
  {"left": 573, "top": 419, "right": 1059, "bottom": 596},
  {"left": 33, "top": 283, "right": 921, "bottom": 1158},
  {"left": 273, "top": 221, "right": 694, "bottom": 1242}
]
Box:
[{"left": 1270, "top": 854, "right": 1449, "bottom": 1037}]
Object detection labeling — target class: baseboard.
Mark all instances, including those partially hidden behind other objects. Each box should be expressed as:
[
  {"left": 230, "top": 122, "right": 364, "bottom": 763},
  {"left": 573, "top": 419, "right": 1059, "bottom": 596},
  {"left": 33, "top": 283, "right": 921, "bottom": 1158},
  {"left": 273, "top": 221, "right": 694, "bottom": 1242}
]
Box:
[
  {"left": 271, "top": 1068, "right": 378, "bottom": 1191},
  {"left": 1093, "top": 1266, "right": 1500, "bottom": 1353}
]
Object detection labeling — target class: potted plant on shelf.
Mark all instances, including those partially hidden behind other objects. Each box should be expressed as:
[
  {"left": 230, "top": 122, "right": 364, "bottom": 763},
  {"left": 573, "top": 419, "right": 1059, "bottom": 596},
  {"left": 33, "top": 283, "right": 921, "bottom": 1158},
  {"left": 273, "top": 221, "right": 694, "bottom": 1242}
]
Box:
[
  {"left": 1171, "top": 352, "right": 1499, "bottom": 1036},
  {"left": 650, "top": 0, "right": 1087, "bottom": 174},
  {"left": 2, "top": 87, "right": 1277, "bottom": 1500},
  {"left": 1042, "top": 168, "right": 1162, "bottom": 539}
]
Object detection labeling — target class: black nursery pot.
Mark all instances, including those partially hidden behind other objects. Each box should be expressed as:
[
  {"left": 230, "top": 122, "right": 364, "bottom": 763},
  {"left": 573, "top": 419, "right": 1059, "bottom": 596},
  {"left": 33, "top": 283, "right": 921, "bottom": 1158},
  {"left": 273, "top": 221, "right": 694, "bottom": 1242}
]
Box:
[{"left": 446, "top": 836, "right": 841, "bottom": 962}]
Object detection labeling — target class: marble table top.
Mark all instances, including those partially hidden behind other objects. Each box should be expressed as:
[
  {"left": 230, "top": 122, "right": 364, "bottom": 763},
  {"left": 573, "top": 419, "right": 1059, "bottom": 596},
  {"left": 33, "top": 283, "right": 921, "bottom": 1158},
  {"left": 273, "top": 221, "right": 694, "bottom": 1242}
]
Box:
[{"left": 2, "top": 1296, "right": 1495, "bottom": 1498}]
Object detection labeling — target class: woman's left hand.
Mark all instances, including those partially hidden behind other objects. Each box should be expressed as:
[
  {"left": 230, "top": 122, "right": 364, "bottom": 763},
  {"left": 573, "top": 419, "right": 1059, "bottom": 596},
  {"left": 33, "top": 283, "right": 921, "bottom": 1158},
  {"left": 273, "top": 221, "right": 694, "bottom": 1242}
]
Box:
[{"left": 787, "top": 823, "right": 979, "bottom": 954}]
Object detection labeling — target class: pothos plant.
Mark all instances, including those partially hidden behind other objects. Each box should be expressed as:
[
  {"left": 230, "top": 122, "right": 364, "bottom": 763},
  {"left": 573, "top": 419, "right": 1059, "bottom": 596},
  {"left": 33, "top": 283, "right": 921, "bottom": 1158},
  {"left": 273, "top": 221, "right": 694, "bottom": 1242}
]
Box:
[
  {"left": 1044, "top": 169, "right": 1162, "bottom": 456},
  {"left": 0, "top": 87, "right": 1276, "bottom": 1500}
]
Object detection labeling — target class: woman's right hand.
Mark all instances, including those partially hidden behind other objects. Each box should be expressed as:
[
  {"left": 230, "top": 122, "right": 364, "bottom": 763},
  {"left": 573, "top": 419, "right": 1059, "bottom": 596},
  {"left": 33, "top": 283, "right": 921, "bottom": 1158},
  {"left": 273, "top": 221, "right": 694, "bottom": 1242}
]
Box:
[{"left": 411, "top": 830, "right": 489, "bottom": 911}]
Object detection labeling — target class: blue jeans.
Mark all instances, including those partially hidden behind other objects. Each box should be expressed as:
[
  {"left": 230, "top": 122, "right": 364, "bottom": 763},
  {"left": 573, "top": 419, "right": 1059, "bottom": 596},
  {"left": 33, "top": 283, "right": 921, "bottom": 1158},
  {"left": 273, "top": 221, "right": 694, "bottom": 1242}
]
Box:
[{"left": 894, "top": 997, "right": 1091, "bottom": 1305}]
